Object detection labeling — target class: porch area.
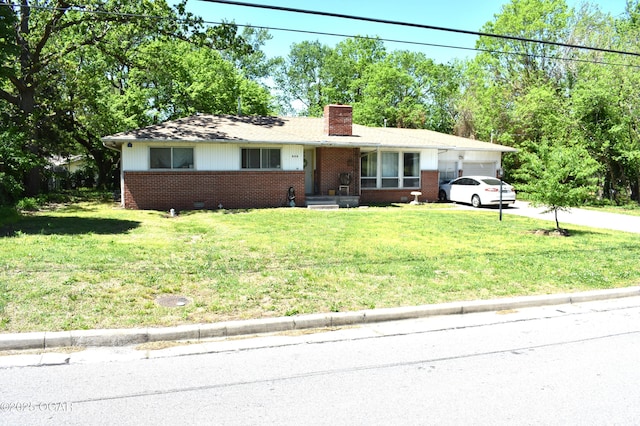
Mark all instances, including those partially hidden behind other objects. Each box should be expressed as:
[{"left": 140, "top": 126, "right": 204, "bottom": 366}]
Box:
[{"left": 305, "top": 195, "right": 360, "bottom": 209}]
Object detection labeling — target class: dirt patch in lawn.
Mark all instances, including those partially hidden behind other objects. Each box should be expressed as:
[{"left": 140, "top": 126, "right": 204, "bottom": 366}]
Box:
[{"left": 530, "top": 228, "right": 571, "bottom": 237}]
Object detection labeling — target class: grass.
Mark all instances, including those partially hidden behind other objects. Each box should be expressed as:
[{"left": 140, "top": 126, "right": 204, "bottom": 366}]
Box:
[
  {"left": 584, "top": 204, "right": 640, "bottom": 216},
  {"left": 1, "top": 200, "right": 639, "bottom": 333}
]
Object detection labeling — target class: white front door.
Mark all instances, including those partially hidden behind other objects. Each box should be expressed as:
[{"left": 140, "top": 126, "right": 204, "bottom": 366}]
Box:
[{"left": 304, "top": 149, "right": 314, "bottom": 194}]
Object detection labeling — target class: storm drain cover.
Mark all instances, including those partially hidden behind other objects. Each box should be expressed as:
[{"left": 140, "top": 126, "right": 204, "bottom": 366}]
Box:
[{"left": 155, "top": 295, "right": 191, "bottom": 307}]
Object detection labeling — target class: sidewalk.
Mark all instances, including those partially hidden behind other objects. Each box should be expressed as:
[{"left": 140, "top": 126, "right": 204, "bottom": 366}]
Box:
[{"left": 1, "top": 286, "right": 639, "bottom": 353}]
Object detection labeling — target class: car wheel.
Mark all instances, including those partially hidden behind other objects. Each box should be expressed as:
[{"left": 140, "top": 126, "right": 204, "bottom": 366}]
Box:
[
  {"left": 438, "top": 189, "right": 447, "bottom": 201},
  {"left": 471, "top": 195, "right": 481, "bottom": 208}
]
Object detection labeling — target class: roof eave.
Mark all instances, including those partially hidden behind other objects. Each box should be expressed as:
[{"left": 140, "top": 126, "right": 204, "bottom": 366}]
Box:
[{"left": 101, "top": 137, "right": 517, "bottom": 152}]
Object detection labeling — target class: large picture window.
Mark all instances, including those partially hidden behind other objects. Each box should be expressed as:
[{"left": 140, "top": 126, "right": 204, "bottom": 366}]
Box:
[
  {"left": 361, "top": 151, "right": 377, "bottom": 188},
  {"left": 360, "top": 150, "right": 420, "bottom": 189},
  {"left": 381, "top": 152, "right": 399, "bottom": 188},
  {"left": 403, "top": 152, "right": 420, "bottom": 187},
  {"left": 150, "top": 147, "right": 194, "bottom": 169},
  {"left": 241, "top": 148, "right": 281, "bottom": 169}
]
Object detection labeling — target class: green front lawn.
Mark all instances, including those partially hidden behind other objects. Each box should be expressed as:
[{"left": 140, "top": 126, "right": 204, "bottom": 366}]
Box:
[
  {"left": 1, "top": 201, "right": 639, "bottom": 332},
  {"left": 584, "top": 204, "right": 640, "bottom": 216}
]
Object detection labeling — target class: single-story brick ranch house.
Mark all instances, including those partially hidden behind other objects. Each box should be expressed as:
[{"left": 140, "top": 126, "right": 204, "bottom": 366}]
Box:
[{"left": 102, "top": 105, "right": 516, "bottom": 210}]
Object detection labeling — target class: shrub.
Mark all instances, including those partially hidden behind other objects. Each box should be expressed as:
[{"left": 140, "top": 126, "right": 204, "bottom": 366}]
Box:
[{"left": 16, "top": 197, "right": 40, "bottom": 211}]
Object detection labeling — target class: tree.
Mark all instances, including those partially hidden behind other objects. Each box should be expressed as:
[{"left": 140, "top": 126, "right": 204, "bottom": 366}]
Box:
[
  {"left": 220, "top": 24, "right": 281, "bottom": 82},
  {"left": 1, "top": 1, "right": 191, "bottom": 195},
  {"left": 119, "top": 39, "right": 271, "bottom": 121},
  {"left": 274, "top": 40, "right": 332, "bottom": 116},
  {"left": 476, "top": 0, "right": 572, "bottom": 89},
  {"left": 456, "top": 0, "right": 633, "bottom": 205},
  {"left": 322, "top": 37, "right": 387, "bottom": 107},
  {"left": 0, "top": 127, "right": 35, "bottom": 204},
  {"left": 0, "top": 1, "right": 257, "bottom": 199},
  {"left": 353, "top": 59, "right": 413, "bottom": 127},
  {"left": 276, "top": 37, "right": 463, "bottom": 129},
  {"left": 515, "top": 140, "right": 600, "bottom": 230},
  {"left": 459, "top": 0, "right": 574, "bottom": 143}
]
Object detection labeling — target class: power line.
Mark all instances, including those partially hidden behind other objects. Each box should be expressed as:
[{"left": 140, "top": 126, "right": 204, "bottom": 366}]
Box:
[
  {"left": 200, "top": 0, "right": 640, "bottom": 58},
  {"left": 238, "top": 23, "right": 640, "bottom": 69},
  {"left": 1, "top": 2, "right": 638, "bottom": 68}
]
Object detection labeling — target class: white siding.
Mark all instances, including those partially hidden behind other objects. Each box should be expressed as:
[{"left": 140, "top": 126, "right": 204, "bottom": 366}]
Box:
[
  {"left": 121, "top": 142, "right": 304, "bottom": 171},
  {"left": 438, "top": 150, "right": 502, "bottom": 179},
  {"left": 282, "top": 145, "right": 304, "bottom": 171},
  {"left": 419, "top": 149, "right": 438, "bottom": 169},
  {"left": 122, "top": 143, "right": 149, "bottom": 171},
  {"left": 439, "top": 150, "right": 501, "bottom": 163},
  {"left": 464, "top": 151, "right": 501, "bottom": 162},
  {"left": 197, "top": 144, "right": 237, "bottom": 170}
]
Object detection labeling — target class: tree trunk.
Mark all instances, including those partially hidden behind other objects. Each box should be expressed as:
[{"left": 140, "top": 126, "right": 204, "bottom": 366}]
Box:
[{"left": 631, "top": 177, "right": 639, "bottom": 203}]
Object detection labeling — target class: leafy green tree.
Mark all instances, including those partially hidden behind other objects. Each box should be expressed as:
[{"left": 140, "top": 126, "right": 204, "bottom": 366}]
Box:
[
  {"left": 388, "top": 51, "right": 461, "bottom": 132},
  {"left": 275, "top": 40, "right": 332, "bottom": 116},
  {"left": 0, "top": 1, "right": 260, "bottom": 198},
  {"left": 459, "top": 0, "right": 574, "bottom": 143},
  {"left": 122, "top": 39, "right": 271, "bottom": 121},
  {"left": 458, "top": 0, "right": 627, "bottom": 205},
  {"left": 220, "top": 25, "right": 282, "bottom": 83},
  {"left": 0, "top": 128, "right": 36, "bottom": 204},
  {"left": 476, "top": 0, "right": 572, "bottom": 89},
  {"left": 566, "top": 2, "right": 640, "bottom": 203},
  {"left": 353, "top": 59, "right": 413, "bottom": 127},
  {"left": 0, "top": 1, "right": 193, "bottom": 195},
  {"left": 515, "top": 141, "right": 600, "bottom": 230},
  {"left": 322, "top": 37, "right": 387, "bottom": 106},
  {"left": 276, "top": 37, "right": 462, "bottom": 130}
]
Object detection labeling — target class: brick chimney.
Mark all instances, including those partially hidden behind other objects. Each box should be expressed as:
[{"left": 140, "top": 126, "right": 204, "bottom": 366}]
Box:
[{"left": 324, "top": 104, "right": 352, "bottom": 136}]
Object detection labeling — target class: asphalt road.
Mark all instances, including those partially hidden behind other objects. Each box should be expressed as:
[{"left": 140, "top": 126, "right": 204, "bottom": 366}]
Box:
[
  {"left": 456, "top": 200, "right": 640, "bottom": 234},
  {"left": 2, "top": 296, "right": 640, "bottom": 425}
]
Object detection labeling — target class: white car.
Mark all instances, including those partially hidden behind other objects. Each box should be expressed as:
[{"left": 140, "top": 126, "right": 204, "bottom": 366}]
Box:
[{"left": 439, "top": 176, "right": 516, "bottom": 208}]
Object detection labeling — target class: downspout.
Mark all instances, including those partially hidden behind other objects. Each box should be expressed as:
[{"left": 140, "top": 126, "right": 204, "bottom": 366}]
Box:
[
  {"left": 102, "top": 140, "right": 125, "bottom": 208},
  {"left": 377, "top": 146, "right": 381, "bottom": 189}
]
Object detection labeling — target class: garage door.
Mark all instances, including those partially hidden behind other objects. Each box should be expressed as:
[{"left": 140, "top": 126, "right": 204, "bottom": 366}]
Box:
[{"left": 463, "top": 162, "right": 496, "bottom": 177}]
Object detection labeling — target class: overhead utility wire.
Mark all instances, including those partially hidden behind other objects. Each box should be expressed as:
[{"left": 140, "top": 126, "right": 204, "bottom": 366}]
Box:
[
  {"left": 2, "top": 2, "right": 637, "bottom": 68},
  {"left": 242, "top": 23, "right": 639, "bottom": 69},
  {"left": 201, "top": 0, "right": 640, "bottom": 58}
]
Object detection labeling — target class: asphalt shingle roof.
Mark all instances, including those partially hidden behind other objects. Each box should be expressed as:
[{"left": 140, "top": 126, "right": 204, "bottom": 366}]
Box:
[{"left": 102, "top": 114, "right": 516, "bottom": 152}]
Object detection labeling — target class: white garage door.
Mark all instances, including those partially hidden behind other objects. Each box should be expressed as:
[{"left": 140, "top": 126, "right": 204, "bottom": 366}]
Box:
[{"left": 463, "top": 162, "right": 496, "bottom": 177}]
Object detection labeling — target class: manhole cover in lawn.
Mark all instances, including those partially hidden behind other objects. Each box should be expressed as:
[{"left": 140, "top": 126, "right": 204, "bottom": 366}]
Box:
[{"left": 155, "top": 295, "right": 191, "bottom": 307}]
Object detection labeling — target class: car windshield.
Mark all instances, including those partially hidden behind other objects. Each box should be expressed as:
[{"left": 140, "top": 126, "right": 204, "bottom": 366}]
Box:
[{"left": 481, "top": 178, "right": 503, "bottom": 185}]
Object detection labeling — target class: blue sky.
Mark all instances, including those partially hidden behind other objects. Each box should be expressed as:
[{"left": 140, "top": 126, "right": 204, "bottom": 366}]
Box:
[{"left": 174, "top": 0, "right": 629, "bottom": 63}]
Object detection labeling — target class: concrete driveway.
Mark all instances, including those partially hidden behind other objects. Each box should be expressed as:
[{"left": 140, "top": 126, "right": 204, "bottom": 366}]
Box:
[{"left": 454, "top": 200, "right": 640, "bottom": 234}]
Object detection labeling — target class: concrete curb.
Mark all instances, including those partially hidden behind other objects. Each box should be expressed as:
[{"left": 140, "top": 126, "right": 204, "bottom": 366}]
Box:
[{"left": 1, "top": 286, "right": 639, "bottom": 351}]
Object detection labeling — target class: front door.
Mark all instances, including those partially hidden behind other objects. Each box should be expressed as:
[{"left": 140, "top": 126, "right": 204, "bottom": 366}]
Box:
[{"left": 304, "top": 149, "right": 314, "bottom": 194}]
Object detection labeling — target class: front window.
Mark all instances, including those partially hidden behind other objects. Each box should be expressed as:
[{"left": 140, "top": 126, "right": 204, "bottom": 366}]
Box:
[
  {"left": 360, "top": 150, "right": 420, "bottom": 188},
  {"left": 381, "top": 152, "right": 399, "bottom": 188},
  {"left": 150, "top": 147, "right": 194, "bottom": 169},
  {"left": 241, "top": 148, "right": 281, "bottom": 169},
  {"left": 403, "top": 153, "right": 420, "bottom": 187},
  {"left": 361, "top": 151, "right": 377, "bottom": 188}
]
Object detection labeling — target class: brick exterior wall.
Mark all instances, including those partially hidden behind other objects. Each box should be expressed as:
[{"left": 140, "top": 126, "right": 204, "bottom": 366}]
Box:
[
  {"left": 123, "top": 171, "right": 305, "bottom": 211},
  {"left": 324, "top": 105, "right": 353, "bottom": 136},
  {"left": 421, "top": 170, "right": 440, "bottom": 201},
  {"left": 315, "top": 147, "right": 360, "bottom": 196},
  {"left": 360, "top": 170, "right": 439, "bottom": 204}
]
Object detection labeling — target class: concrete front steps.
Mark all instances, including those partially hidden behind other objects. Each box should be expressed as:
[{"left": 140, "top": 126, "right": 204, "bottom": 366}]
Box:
[{"left": 305, "top": 195, "right": 360, "bottom": 209}]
